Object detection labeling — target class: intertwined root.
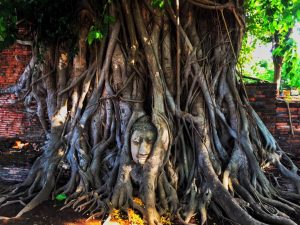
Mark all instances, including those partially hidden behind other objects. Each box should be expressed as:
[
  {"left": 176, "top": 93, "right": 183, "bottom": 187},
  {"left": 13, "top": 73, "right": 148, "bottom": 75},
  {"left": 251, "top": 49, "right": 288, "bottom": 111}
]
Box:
[{"left": 1, "top": 1, "right": 300, "bottom": 225}]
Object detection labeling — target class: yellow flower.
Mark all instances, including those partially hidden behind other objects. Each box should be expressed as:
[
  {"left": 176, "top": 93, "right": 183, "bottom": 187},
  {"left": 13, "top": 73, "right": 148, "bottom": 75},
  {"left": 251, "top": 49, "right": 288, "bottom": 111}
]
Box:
[
  {"left": 128, "top": 208, "right": 144, "bottom": 225},
  {"left": 133, "top": 198, "right": 144, "bottom": 206},
  {"left": 160, "top": 214, "right": 172, "bottom": 225}
]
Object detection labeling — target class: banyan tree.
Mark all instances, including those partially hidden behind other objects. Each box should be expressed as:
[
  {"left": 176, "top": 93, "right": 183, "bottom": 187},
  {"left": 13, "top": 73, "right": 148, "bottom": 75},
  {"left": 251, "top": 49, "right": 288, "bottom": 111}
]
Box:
[{"left": 1, "top": 0, "right": 300, "bottom": 224}]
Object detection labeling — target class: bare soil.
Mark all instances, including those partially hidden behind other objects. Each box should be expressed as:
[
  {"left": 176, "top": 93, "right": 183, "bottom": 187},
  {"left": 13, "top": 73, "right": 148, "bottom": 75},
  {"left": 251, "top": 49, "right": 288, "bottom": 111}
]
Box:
[
  {"left": 0, "top": 141, "right": 100, "bottom": 225},
  {"left": 0, "top": 199, "right": 102, "bottom": 225},
  {"left": 3, "top": 140, "right": 297, "bottom": 225}
]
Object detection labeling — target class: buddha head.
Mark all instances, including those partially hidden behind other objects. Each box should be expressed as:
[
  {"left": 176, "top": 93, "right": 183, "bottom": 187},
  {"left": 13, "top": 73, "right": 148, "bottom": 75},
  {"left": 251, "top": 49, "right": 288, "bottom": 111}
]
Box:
[{"left": 130, "top": 116, "right": 157, "bottom": 165}]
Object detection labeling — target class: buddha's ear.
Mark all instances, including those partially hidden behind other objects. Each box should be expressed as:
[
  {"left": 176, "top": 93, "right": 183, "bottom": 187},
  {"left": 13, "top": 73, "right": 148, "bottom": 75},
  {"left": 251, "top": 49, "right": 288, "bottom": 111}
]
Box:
[{"left": 161, "top": 129, "right": 169, "bottom": 150}]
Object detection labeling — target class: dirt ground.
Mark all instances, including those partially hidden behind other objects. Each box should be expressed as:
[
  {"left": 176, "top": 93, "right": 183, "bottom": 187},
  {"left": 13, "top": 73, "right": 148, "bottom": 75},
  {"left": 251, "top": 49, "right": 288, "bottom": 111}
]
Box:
[
  {"left": 0, "top": 141, "right": 102, "bottom": 225},
  {"left": 0, "top": 199, "right": 102, "bottom": 225},
  {"left": 2, "top": 140, "right": 298, "bottom": 225}
]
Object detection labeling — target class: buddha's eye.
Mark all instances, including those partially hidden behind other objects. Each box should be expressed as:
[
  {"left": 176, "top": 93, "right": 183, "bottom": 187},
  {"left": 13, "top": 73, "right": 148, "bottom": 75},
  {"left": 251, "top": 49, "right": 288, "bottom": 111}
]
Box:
[
  {"left": 132, "top": 138, "right": 141, "bottom": 144},
  {"left": 146, "top": 138, "right": 155, "bottom": 144}
]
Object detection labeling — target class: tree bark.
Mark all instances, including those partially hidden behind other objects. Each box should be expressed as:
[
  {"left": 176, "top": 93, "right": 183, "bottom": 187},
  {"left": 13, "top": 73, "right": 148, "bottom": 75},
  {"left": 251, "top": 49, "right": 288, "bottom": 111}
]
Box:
[
  {"left": 1, "top": 1, "right": 300, "bottom": 225},
  {"left": 273, "top": 32, "right": 283, "bottom": 95}
]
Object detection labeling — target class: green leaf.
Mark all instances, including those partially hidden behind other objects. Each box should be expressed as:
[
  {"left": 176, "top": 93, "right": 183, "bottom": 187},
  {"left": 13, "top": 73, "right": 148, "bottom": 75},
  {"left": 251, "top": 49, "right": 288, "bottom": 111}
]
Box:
[
  {"left": 0, "top": 25, "right": 6, "bottom": 32},
  {"left": 95, "top": 31, "right": 102, "bottom": 39},
  {"left": 159, "top": 1, "right": 164, "bottom": 8},
  {"left": 297, "top": 10, "right": 300, "bottom": 20},
  {"left": 87, "top": 31, "right": 94, "bottom": 45},
  {"left": 87, "top": 27, "right": 103, "bottom": 45},
  {"left": 55, "top": 193, "right": 67, "bottom": 201},
  {"left": 272, "top": 20, "right": 278, "bottom": 29},
  {"left": 151, "top": 0, "right": 165, "bottom": 9},
  {"left": 104, "top": 15, "right": 115, "bottom": 24},
  {"left": 272, "top": 47, "right": 282, "bottom": 56}
]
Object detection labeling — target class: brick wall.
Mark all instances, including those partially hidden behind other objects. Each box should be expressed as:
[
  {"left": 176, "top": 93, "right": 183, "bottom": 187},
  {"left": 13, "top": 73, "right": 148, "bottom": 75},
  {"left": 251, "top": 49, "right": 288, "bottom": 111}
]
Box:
[
  {"left": 0, "top": 42, "right": 299, "bottom": 153},
  {"left": 0, "top": 43, "right": 45, "bottom": 143},
  {"left": 246, "top": 83, "right": 300, "bottom": 156},
  {"left": 275, "top": 101, "right": 300, "bottom": 154}
]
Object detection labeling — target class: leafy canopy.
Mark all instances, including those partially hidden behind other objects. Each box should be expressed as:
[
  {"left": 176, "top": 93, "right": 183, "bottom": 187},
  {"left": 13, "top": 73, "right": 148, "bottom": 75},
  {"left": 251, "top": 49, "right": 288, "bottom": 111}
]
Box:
[
  {"left": 241, "top": 0, "right": 300, "bottom": 88},
  {"left": 0, "top": 0, "right": 17, "bottom": 49},
  {"left": 0, "top": 0, "right": 121, "bottom": 48},
  {"left": 0, "top": 0, "right": 76, "bottom": 49},
  {"left": 1, "top": 0, "right": 299, "bottom": 89}
]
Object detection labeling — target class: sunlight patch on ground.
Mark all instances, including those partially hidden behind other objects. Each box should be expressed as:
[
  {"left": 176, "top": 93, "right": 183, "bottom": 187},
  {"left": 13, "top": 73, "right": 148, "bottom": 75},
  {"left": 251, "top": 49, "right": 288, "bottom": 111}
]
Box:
[
  {"left": 64, "top": 219, "right": 101, "bottom": 225},
  {"left": 12, "top": 140, "right": 29, "bottom": 149}
]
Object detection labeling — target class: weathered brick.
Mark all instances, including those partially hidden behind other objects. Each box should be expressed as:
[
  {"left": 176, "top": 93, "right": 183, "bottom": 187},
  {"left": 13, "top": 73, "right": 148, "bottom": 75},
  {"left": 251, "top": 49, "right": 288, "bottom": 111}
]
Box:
[
  {"left": 0, "top": 40, "right": 45, "bottom": 143},
  {"left": 245, "top": 83, "right": 300, "bottom": 155}
]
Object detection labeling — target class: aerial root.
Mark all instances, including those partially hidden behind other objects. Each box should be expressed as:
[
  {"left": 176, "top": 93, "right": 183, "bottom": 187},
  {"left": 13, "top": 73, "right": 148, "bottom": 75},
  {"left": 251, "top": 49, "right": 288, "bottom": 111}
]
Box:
[
  {"left": 276, "top": 195, "right": 300, "bottom": 213},
  {"left": 0, "top": 190, "right": 29, "bottom": 206},
  {"left": 71, "top": 193, "right": 92, "bottom": 210},
  {"left": 276, "top": 160, "right": 300, "bottom": 194},
  {"left": 64, "top": 188, "right": 85, "bottom": 205},
  {"left": 75, "top": 197, "right": 95, "bottom": 212},
  {"left": 0, "top": 216, "right": 11, "bottom": 220},
  {"left": 60, "top": 198, "right": 77, "bottom": 210},
  {"left": 59, "top": 189, "right": 108, "bottom": 217},
  {"left": 233, "top": 180, "right": 297, "bottom": 225},
  {"left": 13, "top": 175, "right": 56, "bottom": 218},
  {"left": 82, "top": 198, "right": 100, "bottom": 215},
  {"left": 157, "top": 174, "right": 168, "bottom": 213},
  {"left": 0, "top": 199, "right": 26, "bottom": 208},
  {"left": 249, "top": 202, "right": 297, "bottom": 225},
  {"left": 161, "top": 172, "right": 179, "bottom": 212},
  {"left": 254, "top": 189, "right": 297, "bottom": 215},
  {"left": 0, "top": 196, "right": 7, "bottom": 205},
  {"left": 73, "top": 192, "right": 101, "bottom": 213},
  {"left": 131, "top": 201, "right": 145, "bottom": 215},
  {"left": 86, "top": 207, "right": 106, "bottom": 221},
  {"left": 2, "top": 1, "right": 300, "bottom": 225},
  {"left": 241, "top": 172, "right": 300, "bottom": 216},
  {"left": 278, "top": 191, "right": 300, "bottom": 203},
  {"left": 20, "top": 193, "right": 37, "bottom": 202},
  {"left": 0, "top": 185, "right": 15, "bottom": 195},
  {"left": 111, "top": 165, "right": 133, "bottom": 209},
  {"left": 176, "top": 208, "right": 197, "bottom": 225},
  {"left": 53, "top": 172, "right": 77, "bottom": 196}
]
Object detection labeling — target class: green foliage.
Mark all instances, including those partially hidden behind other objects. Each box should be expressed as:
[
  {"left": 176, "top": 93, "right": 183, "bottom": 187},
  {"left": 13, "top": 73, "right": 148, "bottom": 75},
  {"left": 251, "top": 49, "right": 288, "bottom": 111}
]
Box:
[
  {"left": 252, "top": 60, "right": 274, "bottom": 82},
  {"left": 246, "top": 0, "right": 299, "bottom": 40},
  {"left": 151, "top": 0, "right": 171, "bottom": 9},
  {"left": 103, "top": 15, "right": 116, "bottom": 25},
  {"left": 87, "top": 26, "right": 103, "bottom": 45},
  {"left": 0, "top": 0, "right": 17, "bottom": 50},
  {"left": 0, "top": 0, "right": 76, "bottom": 49},
  {"left": 18, "top": 0, "right": 76, "bottom": 43},
  {"left": 238, "top": 33, "right": 257, "bottom": 68},
  {"left": 151, "top": 0, "right": 166, "bottom": 9},
  {"left": 282, "top": 53, "right": 300, "bottom": 88},
  {"left": 55, "top": 193, "right": 67, "bottom": 201},
  {"left": 0, "top": 0, "right": 117, "bottom": 49},
  {"left": 241, "top": 0, "right": 300, "bottom": 89},
  {"left": 86, "top": 2, "right": 115, "bottom": 46},
  {"left": 241, "top": 43, "right": 300, "bottom": 89}
]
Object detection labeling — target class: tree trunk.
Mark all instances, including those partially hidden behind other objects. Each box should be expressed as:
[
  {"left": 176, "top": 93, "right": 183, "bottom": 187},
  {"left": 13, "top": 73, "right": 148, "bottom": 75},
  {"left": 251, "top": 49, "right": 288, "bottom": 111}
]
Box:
[
  {"left": 273, "top": 32, "right": 283, "bottom": 95},
  {"left": 273, "top": 55, "right": 283, "bottom": 95},
  {"left": 1, "top": 1, "right": 300, "bottom": 225}
]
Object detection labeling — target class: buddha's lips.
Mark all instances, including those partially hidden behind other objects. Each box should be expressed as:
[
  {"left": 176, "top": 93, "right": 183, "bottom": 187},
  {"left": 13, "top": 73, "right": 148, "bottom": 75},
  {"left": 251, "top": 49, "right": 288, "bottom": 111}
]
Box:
[{"left": 138, "top": 156, "right": 148, "bottom": 162}]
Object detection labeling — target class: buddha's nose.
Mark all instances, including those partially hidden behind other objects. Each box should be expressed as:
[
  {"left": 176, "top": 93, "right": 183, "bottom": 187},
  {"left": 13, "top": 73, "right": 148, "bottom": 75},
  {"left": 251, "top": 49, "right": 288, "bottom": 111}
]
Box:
[{"left": 139, "top": 142, "right": 148, "bottom": 155}]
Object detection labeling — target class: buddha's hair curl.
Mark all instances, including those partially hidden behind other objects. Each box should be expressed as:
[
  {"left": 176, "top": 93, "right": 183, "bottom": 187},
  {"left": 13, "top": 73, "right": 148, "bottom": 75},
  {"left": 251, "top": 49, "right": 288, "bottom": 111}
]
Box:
[{"left": 131, "top": 115, "right": 157, "bottom": 135}]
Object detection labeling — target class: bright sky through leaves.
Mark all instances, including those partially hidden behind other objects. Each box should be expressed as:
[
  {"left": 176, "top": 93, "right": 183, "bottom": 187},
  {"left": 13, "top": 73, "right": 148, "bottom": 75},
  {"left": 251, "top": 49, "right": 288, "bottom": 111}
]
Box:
[{"left": 253, "top": 23, "right": 300, "bottom": 62}]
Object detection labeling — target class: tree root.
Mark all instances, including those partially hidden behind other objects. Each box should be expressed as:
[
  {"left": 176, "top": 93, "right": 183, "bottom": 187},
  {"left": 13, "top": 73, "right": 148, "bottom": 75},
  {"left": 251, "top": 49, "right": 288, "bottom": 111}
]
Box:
[{"left": 1, "top": 1, "right": 300, "bottom": 225}]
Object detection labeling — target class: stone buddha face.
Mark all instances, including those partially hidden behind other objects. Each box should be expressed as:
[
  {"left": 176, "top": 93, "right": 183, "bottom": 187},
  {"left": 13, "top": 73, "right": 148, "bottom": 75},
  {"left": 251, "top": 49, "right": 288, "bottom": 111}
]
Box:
[{"left": 130, "top": 116, "right": 157, "bottom": 165}]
